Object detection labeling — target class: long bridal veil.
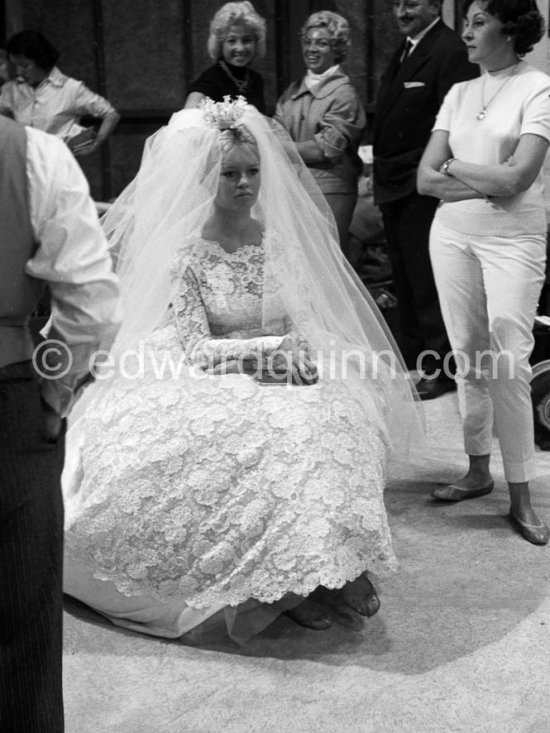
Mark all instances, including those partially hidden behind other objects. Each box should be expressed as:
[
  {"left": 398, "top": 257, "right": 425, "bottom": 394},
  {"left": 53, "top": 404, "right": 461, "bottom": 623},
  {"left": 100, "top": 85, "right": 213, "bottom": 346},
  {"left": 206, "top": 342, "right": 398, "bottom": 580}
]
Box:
[{"left": 65, "top": 99, "right": 423, "bottom": 491}]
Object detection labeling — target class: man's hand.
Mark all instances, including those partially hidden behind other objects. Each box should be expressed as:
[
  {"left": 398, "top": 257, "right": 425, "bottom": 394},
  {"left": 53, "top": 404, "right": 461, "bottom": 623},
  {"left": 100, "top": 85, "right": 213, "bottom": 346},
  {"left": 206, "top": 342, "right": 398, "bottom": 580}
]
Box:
[{"left": 42, "top": 400, "right": 63, "bottom": 442}]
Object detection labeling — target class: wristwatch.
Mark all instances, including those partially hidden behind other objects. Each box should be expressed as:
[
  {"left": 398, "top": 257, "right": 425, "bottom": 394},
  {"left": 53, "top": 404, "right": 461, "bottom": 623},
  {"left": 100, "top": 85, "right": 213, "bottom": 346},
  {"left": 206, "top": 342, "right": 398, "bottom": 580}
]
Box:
[{"left": 441, "top": 157, "right": 455, "bottom": 176}]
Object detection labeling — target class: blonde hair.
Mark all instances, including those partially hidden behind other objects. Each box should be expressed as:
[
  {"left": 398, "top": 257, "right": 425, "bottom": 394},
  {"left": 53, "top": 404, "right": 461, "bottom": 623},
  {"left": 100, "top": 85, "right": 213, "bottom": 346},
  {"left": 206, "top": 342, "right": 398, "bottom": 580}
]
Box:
[
  {"left": 219, "top": 125, "right": 258, "bottom": 154},
  {"left": 203, "top": 126, "right": 259, "bottom": 178},
  {"left": 207, "top": 2, "right": 267, "bottom": 61},
  {"left": 301, "top": 11, "right": 351, "bottom": 62}
]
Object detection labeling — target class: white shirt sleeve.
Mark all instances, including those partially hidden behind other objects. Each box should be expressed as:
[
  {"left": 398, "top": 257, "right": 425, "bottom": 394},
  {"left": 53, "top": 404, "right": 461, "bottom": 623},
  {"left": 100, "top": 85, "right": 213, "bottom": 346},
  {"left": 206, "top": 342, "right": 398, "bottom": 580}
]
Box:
[
  {"left": 70, "top": 79, "right": 116, "bottom": 118},
  {"left": 24, "top": 127, "right": 122, "bottom": 416},
  {"left": 520, "top": 77, "right": 550, "bottom": 142}
]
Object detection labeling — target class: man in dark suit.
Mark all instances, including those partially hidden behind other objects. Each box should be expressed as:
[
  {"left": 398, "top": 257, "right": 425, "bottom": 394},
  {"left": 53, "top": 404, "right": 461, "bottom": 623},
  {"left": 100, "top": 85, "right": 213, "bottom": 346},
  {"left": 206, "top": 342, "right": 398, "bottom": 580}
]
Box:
[{"left": 373, "top": 0, "right": 477, "bottom": 399}]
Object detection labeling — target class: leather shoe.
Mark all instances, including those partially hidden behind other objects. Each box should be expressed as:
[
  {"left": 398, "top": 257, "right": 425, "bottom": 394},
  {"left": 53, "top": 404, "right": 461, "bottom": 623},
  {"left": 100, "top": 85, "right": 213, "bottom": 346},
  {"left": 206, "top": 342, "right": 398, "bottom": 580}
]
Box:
[
  {"left": 340, "top": 574, "right": 380, "bottom": 618},
  {"left": 432, "top": 481, "right": 494, "bottom": 501},
  {"left": 508, "top": 512, "right": 550, "bottom": 545},
  {"left": 415, "top": 377, "right": 456, "bottom": 401},
  {"left": 285, "top": 598, "right": 332, "bottom": 630}
]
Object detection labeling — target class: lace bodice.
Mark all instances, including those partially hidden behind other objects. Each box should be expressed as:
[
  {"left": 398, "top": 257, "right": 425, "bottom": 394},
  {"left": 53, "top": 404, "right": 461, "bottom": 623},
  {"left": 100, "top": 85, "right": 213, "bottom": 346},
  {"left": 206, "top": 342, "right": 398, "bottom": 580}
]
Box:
[{"left": 171, "top": 236, "right": 285, "bottom": 368}]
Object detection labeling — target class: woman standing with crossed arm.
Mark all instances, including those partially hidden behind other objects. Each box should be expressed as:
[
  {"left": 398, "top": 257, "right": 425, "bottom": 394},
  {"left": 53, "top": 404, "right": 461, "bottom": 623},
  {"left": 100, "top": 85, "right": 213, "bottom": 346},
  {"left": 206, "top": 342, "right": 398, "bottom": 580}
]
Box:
[{"left": 417, "top": 0, "right": 550, "bottom": 544}]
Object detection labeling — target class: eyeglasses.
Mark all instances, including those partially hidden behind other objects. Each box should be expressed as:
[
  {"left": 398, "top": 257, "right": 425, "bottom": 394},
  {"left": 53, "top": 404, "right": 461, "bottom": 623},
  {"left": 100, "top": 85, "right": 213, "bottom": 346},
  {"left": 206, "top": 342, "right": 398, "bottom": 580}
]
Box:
[{"left": 300, "top": 37, "right": 332, "bottom": 50}]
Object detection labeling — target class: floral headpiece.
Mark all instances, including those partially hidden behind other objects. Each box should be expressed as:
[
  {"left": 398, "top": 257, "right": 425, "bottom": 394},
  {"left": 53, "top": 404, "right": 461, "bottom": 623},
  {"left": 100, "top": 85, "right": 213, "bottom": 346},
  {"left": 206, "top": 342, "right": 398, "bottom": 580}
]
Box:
[{"left": 200, "top": 95, "right": 248, "bottom": 130}]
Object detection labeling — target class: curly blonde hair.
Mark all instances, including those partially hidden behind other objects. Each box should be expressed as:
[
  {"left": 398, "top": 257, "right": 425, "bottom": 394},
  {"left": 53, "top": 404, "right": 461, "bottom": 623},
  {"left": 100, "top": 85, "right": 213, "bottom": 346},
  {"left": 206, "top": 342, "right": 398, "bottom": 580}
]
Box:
[
  {"left": 301, "top": 11, "right": 351, "bottom": 62},
  {"left": 207, "top": 2, "right": 267, "bottom": 61}
]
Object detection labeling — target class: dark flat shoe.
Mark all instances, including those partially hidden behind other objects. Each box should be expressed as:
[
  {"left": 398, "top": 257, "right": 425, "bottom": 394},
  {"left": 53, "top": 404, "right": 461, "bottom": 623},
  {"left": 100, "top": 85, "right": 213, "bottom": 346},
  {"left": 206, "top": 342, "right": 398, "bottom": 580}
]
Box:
[
  {"left": 415, "top": 377, "right": 457, "bottom": 401},
  {"left": 359, "top": 590, "right": 380, "bottom": 619},
  {"left": 432, "top": 481, "right": 494, "bottom": 502},
  {"left": 310, "top": 587, "right": 364, "bottom": 629},
  {"left": 341, "top": 575, "right": 380, "bottom": 618},
  {"left": 285, "top": 599, "right": 332, "bottom": 630},
  {"left": 508, "top": 512, "right": 550, "bottom": 545}
]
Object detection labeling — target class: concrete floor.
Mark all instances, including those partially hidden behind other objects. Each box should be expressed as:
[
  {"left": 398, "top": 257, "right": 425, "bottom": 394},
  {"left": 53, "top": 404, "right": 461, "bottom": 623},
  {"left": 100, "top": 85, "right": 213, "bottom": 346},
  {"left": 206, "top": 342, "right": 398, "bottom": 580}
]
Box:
[{"left": 63, "top": 392, "right": 550, "bottom": 733}]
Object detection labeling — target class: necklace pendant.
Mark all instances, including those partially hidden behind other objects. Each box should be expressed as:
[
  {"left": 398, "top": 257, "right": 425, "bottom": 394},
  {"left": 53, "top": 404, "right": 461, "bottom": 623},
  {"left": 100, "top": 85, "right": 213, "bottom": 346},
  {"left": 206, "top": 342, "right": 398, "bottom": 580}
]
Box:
[
  {"left": 477, "top": 110, "right": 486, "bottom": 120},
  {"left": 220, "top": 60, "right": 250, "bottom": 94}
]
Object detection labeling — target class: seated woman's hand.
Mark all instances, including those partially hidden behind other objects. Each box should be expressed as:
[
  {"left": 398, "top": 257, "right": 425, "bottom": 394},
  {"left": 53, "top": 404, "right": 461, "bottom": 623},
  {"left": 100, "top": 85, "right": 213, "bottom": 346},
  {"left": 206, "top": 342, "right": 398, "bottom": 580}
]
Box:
[
  {"left": 270, "top": 336, "right": 318, "bottom": 385},
  {"left": 199, "top": 338, "right": 318, "bottom": 385},
  {"left": 203, "top": 359, "right": 244, "bottom": 375},
  {"left": 202, "top": 358, "right": 270, "bottom": 377},
  {"left": 292, "top": 354, "right": 318, "bottom": 385}
]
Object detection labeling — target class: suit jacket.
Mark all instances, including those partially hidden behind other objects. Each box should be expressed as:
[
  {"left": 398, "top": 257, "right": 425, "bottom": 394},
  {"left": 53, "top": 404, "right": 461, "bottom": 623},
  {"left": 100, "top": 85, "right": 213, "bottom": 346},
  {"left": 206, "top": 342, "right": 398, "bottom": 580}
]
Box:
[{"left": 373, "top": 20, "right": 478, "bottom": 205}]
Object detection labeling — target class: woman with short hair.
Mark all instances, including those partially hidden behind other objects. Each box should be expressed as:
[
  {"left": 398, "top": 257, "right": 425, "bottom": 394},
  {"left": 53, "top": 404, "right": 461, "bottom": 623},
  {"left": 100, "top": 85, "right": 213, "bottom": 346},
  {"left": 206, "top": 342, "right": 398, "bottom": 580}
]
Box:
[
  {"left": 184, "top": 1, "right": 266, "bottom": 113},
  {"left": 0, "top": 30, "right": 120, "bottom": 157},
  {"left": 275, "top": 11, "right": 366, "bottom": 257},
  {"left": 417, "top": 0, "right": 550, "bottom": 544}
]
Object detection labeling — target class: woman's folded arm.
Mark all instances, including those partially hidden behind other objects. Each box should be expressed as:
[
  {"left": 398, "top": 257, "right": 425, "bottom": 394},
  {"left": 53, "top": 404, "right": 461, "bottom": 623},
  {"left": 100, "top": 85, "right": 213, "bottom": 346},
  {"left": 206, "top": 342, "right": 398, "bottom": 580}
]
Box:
[{"left": 417, "top": 130, "right": 485, "bottom": 202}]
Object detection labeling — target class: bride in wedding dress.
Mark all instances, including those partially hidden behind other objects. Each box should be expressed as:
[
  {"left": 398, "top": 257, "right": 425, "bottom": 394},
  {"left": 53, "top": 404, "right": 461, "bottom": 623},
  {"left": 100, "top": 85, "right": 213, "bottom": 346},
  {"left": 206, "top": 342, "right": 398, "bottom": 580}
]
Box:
[{"left": 62, "top": 98, "right": 422, "bottom": 642}]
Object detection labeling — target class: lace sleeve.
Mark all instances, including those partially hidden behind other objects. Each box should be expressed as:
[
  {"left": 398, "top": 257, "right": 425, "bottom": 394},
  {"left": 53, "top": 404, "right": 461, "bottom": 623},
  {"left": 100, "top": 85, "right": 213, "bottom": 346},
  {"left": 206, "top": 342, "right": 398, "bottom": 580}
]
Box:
[
  {"left": 283, "top": 317, "right": 311, "bottom": 355},
  {"left": 172, "top": 265, "right": 284, "bottom": 367}
]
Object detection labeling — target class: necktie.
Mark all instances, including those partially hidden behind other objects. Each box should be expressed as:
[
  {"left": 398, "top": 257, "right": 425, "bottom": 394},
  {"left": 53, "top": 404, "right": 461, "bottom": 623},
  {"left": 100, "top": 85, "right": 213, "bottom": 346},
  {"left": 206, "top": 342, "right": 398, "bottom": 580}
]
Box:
[{"left": 401, "top": 39, "right": 413, "bottom": 63}]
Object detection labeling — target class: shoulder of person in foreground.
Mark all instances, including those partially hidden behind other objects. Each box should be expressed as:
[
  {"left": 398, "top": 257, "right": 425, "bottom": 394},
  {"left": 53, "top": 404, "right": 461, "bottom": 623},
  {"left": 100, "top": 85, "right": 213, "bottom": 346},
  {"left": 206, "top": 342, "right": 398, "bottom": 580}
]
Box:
[{"left": 25, "top": 127, "right": 121, "bottom": 417}]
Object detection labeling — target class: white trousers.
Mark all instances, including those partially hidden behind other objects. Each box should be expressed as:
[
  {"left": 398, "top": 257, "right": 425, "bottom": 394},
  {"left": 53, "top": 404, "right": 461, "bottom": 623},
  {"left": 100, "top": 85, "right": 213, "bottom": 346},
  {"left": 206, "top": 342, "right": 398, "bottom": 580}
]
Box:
[{"left": 430, "top": 219, "right": 546, "bottom": 483}]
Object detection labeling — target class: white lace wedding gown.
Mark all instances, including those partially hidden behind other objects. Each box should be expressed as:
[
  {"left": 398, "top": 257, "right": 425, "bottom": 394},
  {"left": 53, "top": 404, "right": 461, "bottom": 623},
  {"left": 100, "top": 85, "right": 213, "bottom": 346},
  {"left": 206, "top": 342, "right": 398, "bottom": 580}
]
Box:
[{"left": 63, "top": 233, "right": 396, "bottom": 640}]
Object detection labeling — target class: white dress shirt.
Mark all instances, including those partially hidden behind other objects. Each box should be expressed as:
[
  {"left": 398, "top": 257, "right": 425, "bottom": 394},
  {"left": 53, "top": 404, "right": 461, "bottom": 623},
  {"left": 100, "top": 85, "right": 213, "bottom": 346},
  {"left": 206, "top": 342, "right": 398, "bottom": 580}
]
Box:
[
  {"left": 0, "top": 66, "right": 115, "bottom": 141},
  {"left": 25, "top": 126, "right": 122, "bottom": 415}
]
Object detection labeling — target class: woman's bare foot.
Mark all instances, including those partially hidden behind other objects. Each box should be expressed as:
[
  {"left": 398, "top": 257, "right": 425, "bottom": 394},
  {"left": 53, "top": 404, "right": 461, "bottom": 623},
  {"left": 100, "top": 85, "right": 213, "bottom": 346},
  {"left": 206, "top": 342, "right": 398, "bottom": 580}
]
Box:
[
  {"left": 340, "top": 573, "right": 380, "bottom": 618},
  {"left": 285, "top": 597, "right": 332, "bottom": 630}
]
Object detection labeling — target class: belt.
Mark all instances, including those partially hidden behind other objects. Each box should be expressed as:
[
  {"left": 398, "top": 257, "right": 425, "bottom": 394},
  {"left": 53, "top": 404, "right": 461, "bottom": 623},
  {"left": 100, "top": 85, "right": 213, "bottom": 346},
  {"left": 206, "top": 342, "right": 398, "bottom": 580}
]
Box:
[{"left": 0, "top": 324, "right": 35, "bottom": 370}]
